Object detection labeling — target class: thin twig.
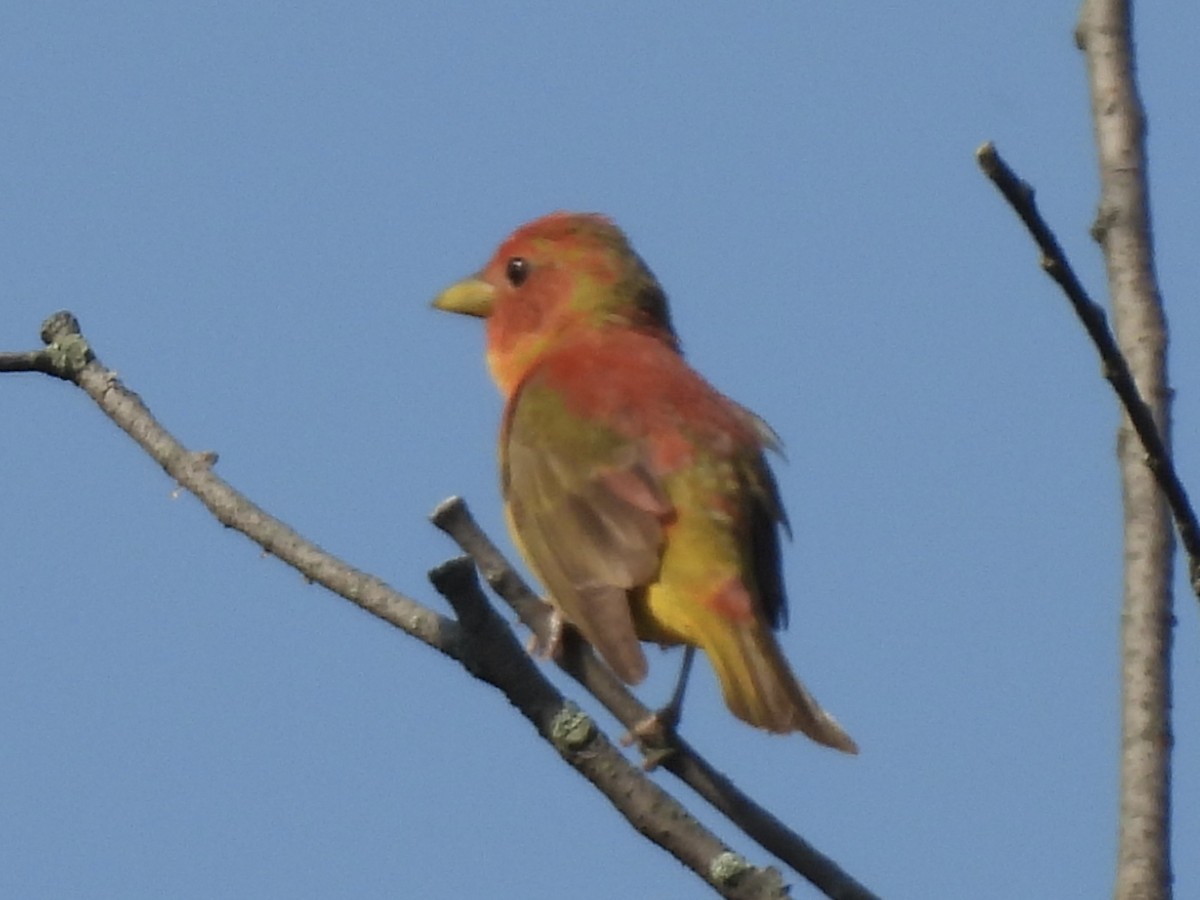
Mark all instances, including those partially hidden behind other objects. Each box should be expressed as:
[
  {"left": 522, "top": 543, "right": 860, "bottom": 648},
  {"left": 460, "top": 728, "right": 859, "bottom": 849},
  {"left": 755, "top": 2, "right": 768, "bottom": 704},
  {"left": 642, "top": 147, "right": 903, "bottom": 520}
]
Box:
[
  {"left": 4, "top": 311, "right": 807, "bottom": 900},
  {"left": 0, "top": 348, "right": 60, "bottom": 374},
  {"left": 432, "top": 496, "right": 881, "bottom": 900},
  {"left": 976, "top": 142, "right": 1200, "bottom": 601}
]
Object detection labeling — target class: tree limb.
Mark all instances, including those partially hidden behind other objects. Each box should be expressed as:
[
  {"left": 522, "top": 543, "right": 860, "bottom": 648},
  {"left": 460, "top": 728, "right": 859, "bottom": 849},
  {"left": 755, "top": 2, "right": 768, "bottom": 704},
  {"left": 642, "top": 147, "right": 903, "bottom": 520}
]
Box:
[
  {"left": 1077, "top": 3, "right": 1174, "bottom": 897},
  {"left": 427, "top": 557, "right": 789, "bottom": 900},
  {"left": 975, "top": 144, "right": 1199, "bottom": 601}
]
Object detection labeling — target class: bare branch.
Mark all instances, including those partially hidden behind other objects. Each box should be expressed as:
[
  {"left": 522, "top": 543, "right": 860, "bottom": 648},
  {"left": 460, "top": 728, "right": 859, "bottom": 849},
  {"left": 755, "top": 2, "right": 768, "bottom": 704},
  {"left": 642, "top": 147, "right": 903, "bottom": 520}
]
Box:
[
  {"left": 4, "top": 310, "right": 844, "bottom": 900},
  {"left": 432, "top": 497, "right": 881, "bottom": 900},
  {"left": 1077, "top": 3, "right": 1174, "bottom": 897},
  {"left": 427, "top": 557, "right": 791, "bottom": 900},
  {"left": 0, "top": 348, "right": 62, "bottom": 375},
  {"left": 976, "top": 144, "right": 1200, "bottom": 599},
  {"left": 17, "top": 312, "right": 455, "bottom": 653}
]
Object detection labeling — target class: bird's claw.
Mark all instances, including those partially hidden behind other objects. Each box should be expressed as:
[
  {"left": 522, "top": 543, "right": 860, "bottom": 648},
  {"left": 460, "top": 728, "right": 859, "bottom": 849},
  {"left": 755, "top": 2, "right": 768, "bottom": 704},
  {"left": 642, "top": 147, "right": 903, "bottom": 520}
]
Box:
[{"left": 620, "top": 706, "right": 681, "bottom": 771}]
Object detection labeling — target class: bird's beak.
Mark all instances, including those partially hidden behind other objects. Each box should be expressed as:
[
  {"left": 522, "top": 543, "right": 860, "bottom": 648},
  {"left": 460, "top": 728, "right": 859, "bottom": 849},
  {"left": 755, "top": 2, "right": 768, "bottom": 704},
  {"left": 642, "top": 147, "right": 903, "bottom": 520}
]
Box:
[{"left": 431, "top": 277, "right": 495, "bottom": 318}]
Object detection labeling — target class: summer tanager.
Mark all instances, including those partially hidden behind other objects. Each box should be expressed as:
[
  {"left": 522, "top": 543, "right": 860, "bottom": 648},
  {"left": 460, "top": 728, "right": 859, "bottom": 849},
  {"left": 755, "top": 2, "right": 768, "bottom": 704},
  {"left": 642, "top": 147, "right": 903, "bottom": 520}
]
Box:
[{"left": 433, "top": 212, "right": 856, "bottom": 752}]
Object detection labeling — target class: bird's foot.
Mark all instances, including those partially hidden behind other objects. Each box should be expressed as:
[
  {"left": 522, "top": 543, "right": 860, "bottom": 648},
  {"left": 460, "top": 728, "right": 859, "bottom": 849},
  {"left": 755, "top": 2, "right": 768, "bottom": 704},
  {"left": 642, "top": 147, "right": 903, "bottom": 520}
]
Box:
[
  {"left": 619, "top": 646, "right": 694, "bottom": 769},
  {"left": 620, "top": 704, "right": 681, "bottom": 771}
]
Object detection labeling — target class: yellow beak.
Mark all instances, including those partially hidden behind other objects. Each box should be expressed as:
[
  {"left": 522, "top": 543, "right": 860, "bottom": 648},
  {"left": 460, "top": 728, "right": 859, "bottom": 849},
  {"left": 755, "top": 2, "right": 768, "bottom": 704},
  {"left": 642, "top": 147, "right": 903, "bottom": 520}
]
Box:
[{"left": 431, "top": 277, "right": 495, "bottom": 318}]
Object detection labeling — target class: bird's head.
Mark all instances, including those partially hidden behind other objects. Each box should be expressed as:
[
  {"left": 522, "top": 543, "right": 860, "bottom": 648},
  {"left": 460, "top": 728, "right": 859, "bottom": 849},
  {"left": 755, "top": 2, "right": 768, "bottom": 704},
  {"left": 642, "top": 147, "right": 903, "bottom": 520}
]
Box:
[{"left": 433, "top": 212, "right": 678, "bottom": 396}]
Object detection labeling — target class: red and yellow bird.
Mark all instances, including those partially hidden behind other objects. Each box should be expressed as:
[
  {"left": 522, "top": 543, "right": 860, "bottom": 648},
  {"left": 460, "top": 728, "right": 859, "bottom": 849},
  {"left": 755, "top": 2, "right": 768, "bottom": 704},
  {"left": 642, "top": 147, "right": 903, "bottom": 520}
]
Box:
[{"left": 433, "top": 212, "right": 855, "bottom": 752}]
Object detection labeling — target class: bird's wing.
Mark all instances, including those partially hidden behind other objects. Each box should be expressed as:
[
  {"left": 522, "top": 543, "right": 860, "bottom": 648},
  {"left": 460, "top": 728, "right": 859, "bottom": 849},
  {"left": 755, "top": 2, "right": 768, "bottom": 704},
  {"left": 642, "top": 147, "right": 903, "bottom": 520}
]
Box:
[{"left": 501, "top": 377, "right": 673, "bottom": 684}]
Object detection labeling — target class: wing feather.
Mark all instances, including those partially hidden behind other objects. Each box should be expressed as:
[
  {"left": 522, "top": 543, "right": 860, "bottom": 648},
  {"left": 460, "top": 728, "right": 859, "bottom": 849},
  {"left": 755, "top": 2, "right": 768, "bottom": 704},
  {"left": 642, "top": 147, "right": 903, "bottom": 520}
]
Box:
[{"left": 502, "top": 383, "right": 672, "bottom": 684}]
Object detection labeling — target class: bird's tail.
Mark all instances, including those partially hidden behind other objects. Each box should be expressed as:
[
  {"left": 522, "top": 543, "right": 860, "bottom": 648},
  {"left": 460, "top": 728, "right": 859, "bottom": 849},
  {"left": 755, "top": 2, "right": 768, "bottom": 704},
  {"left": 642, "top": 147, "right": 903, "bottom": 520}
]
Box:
[{"left": 703, "top": 615, "right": 858, "bottom": 753}]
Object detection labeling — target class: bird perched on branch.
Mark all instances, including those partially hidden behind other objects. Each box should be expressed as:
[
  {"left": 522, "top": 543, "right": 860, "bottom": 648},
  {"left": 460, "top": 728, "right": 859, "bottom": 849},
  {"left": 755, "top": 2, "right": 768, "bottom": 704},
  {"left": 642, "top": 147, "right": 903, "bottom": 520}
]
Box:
[{"left": 433, "top": 212, "right": 856, "bottom": 753}]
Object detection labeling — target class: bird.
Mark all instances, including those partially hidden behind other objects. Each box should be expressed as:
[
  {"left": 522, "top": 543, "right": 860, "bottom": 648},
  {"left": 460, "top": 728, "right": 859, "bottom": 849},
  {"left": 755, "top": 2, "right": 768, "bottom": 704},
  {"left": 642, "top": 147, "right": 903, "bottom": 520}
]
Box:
[{"left": 432, "top": 212, "right": 856, "bottom": 753}]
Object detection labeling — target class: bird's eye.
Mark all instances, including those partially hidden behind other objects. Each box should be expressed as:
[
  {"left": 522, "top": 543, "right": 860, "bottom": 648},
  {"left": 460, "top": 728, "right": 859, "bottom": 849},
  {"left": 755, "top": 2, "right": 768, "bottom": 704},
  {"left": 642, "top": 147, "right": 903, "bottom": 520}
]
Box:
[{"left": 505, "top": 257, "right": 530, "bottom": 286}]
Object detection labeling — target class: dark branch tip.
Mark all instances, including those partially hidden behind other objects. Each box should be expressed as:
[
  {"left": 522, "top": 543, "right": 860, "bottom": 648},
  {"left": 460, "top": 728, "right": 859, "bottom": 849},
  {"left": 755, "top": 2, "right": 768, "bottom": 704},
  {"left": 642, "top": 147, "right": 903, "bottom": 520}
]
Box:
[
  {"left": 428, "top": 555, "right": 499, "bottom": 637},
  {"left": 975, "top": 141, "right": 997, "bottom": 169},
  {"left": 977, "top": 143, "right": 1030, "bottom": 202},
  {"left": 428, "top": 555, "right": 480, "bottom": 596}
]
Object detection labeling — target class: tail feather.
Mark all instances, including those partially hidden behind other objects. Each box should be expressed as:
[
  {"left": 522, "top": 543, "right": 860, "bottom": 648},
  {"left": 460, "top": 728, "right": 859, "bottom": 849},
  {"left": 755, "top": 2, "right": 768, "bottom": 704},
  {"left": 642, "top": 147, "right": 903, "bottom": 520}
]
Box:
[{"left": 705, "top": 619, "right": 858, "bottom": 753}]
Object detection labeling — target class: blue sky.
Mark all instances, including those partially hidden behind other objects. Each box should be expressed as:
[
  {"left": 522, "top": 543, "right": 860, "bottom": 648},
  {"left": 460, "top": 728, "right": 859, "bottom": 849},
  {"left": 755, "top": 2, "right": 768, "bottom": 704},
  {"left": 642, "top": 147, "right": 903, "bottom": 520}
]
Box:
[{"left": 3, "top": 4, "right": 1198, "bottom": 898}]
